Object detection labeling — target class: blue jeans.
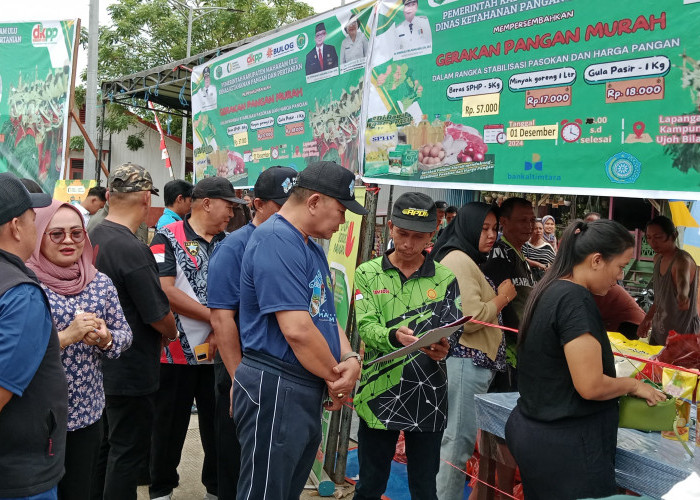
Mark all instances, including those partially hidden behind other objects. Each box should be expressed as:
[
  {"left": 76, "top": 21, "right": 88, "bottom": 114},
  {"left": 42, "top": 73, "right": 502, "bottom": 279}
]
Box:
[{"left": 436, "top": 357, "right": 494, "bottom": 500}]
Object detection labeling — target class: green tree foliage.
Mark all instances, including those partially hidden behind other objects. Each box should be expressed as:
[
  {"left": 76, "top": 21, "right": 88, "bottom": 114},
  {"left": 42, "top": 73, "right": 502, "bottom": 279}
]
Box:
[{"left": 97, "top": 0, "right": 315, "bottom": 85}]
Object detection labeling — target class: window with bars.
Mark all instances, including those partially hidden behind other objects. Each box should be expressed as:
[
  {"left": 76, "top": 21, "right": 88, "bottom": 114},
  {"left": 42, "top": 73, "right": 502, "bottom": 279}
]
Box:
[{"left": 69, "top": 159, "right": 84, "bottom": 179}]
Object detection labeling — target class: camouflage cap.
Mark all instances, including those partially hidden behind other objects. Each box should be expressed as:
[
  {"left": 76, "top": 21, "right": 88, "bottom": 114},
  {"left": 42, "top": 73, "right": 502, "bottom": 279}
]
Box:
[{"left": 108, "top": 162, "right": 159, "bottom": 195}]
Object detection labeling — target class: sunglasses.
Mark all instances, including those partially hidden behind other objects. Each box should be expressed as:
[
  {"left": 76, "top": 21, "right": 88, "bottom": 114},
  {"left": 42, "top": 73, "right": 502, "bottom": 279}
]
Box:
[{"left": 45, "top": 228, "right": 86, "bottom": 244}]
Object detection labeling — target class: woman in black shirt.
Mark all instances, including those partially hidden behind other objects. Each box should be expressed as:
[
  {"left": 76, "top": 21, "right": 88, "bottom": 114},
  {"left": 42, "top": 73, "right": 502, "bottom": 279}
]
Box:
[{"left": 505, "top": 219, "right": 666, "bottom": 500}]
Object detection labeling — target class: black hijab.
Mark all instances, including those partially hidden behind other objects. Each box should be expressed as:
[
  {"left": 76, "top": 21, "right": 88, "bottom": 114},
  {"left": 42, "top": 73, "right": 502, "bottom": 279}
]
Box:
[{"left": 431, "top": 202, "right": 496, "bottom": 264}]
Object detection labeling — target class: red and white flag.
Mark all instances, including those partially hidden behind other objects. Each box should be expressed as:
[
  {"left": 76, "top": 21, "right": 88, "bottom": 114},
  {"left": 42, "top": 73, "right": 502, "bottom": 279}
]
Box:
[{"left": 148, "top": 101, "right": 174, "bottom": 179}]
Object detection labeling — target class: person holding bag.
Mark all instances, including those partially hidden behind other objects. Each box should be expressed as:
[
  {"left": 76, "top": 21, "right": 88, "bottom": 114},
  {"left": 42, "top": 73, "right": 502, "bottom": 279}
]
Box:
[{"left": 505, "top": 219, "right": 666, "bottom": 500}]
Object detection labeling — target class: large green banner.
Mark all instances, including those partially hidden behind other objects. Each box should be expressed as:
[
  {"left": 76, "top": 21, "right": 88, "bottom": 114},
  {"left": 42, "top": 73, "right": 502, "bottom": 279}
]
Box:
[
  {"left": 0, "top": 20, "right": 77, "bottom": 193},
  {"left": 361, "top": 0, "right": 700, "bottom": 199},
  {"left": 192, "top": 2, "right": 375, "bottom": 186}
]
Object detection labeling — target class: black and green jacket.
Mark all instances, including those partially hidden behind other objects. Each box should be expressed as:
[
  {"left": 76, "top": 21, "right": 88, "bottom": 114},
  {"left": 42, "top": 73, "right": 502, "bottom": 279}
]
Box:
[{"left": 353, "top": 251, "right": 462, "bottom": 431}]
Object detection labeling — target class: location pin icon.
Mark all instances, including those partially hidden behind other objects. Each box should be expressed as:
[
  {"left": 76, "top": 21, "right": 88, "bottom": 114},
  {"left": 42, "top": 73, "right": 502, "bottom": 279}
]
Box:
[{"left": 633, "top": 121, "right": 645, "bottom": 138}]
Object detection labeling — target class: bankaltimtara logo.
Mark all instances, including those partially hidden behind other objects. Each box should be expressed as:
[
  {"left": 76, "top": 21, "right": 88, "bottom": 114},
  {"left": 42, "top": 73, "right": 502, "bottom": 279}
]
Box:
[
  {"left": 32, "top": 23, "right": 59, "bottom": 46},
  {"left": 402, "top": 208, "right": 429, "bottom": 217}
]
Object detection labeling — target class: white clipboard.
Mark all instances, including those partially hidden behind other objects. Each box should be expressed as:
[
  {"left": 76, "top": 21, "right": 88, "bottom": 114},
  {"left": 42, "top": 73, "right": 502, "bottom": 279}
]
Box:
[{"left": 364, "top": 316, "right": 472, "bottom": 366}]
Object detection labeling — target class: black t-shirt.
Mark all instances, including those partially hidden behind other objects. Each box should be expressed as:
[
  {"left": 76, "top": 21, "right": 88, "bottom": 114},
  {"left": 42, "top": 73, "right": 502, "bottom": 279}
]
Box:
[
  {"left": 90, "top": 220, "right": 171, "bottom": 395},
  {"left": 481, "top": 239, "right": 535, "bottom": 330},
  {"left": 517, "top": 280, "right": 617, "bottom": 421}
]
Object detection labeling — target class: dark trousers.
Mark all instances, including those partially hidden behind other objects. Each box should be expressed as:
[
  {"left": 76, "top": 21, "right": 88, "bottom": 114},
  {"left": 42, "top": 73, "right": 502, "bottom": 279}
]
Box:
[
  {"left": 233, "top": 358, "right": 324, "bottom": 500},
  {"left": 214, "top": 362, "right": 241, "bottom": 500},
  {"left": 149, "top": 363, "right": 218, "bottom": 498},
  {"left": 505, "top": 404, "right": 618, "bottom": 500},
  {"left": 354, "top": 420, "right": 443, "bottom": 500},
  {"left": 59, "top": 418, "right": 103, "bottom": 500},
  {"left": 91, "top": 393, "right": 156, "bottom": 500}
]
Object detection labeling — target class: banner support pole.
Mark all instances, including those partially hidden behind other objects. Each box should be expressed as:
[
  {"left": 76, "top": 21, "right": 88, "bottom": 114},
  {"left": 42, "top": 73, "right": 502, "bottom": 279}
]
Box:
[{"left": 71, "top": 109, "right": 109, "bottom": 178}]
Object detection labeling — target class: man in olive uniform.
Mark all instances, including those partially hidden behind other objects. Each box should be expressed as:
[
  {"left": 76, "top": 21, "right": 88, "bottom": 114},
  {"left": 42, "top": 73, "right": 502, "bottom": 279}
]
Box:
[{"left": 395, "top": 0, "right": 432, "bottom": 53}]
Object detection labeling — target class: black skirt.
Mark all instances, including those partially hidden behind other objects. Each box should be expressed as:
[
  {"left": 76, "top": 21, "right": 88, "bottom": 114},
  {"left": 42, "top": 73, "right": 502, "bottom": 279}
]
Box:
[{"left": 505, "top": 403, "right": 618, "bottom": 500}]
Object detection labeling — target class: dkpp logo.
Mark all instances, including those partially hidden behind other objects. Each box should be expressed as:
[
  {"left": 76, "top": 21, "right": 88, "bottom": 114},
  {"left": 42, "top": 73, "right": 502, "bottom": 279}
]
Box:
[
  {"left": 32, "top": 24, "right": 59, "bottom": 46},
  {"left": 246, "top": 52, "right": 263, "bottom": 66}
]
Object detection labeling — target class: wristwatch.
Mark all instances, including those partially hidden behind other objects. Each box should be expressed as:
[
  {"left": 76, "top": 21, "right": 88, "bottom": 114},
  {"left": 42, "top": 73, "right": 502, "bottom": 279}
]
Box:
[
  {"left": 341, "top": 351, "right": 362, "bottom": 366},
  {"left": 165, "top": 330, "right": 181, "bottom": 344}
]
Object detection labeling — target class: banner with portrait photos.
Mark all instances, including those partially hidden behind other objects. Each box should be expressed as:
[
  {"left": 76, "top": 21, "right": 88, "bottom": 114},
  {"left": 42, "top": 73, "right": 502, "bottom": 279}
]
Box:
[{"left": 191, "top": 2, "right": 375, "bottom": 186}]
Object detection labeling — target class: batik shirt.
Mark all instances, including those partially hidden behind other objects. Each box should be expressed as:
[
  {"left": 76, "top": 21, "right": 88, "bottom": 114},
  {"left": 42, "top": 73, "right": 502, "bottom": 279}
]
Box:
[
  {"left": 42, "top": 272, "right": 132, "bottom": 430},
  {"left": 151, "top": 216, "right": 226, "bottom": 365}
]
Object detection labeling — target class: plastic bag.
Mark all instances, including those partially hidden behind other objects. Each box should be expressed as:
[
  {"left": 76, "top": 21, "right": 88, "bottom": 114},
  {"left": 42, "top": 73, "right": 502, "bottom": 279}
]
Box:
[
  {"left": 607, "top": 331, "right": 664, "bottom": 378},
  {"left": 393, "top": 431, "right": 407, "bottom": 464},
  {"left": 657, "top": 330, "right": 700, "bottom": 370},
  {"left": 660, "top": 370, "right": 697, "bottom": 442}
]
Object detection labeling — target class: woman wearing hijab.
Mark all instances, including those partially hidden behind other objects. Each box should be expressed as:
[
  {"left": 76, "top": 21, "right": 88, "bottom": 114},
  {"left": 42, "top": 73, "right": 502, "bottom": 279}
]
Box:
[
  {"left": 541, "top": 215, "right": 558, "bottom": 251},
  {"left": 27, "top": 200, "right": 132, "bottom": 500},
  {"left": 523, "top": 219, "right": 556, "bottom": 282},
  {"left": 432, "top": 202, "right": 516, "bottom": 500}
]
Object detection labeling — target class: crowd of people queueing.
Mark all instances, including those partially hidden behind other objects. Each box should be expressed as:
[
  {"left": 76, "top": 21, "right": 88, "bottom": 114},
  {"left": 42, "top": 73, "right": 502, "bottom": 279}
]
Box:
[{"left": 0, "top": 163, "right": 695, "bottom": 500}]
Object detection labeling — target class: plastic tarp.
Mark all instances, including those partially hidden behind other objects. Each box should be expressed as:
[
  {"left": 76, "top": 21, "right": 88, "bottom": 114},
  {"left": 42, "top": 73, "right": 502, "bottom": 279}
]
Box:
[{"left": 474, "top": 392, "right": 700, "bottom": 499}]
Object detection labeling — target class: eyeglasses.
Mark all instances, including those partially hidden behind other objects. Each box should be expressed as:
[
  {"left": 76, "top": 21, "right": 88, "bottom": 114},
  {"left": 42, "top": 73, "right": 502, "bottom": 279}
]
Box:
[{"left": 45, "top": 228, "right": 86, "bottom": 244}]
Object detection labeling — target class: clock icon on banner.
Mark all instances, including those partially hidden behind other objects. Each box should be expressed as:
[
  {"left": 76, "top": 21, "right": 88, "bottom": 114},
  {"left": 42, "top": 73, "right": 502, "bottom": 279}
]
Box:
[
  {"left": 496, "top": 132, "right": 507, "bottom": 144},
  {"left": 271, "top": 147, "right": 279, "bottom": 159},
  {"left": 560, "top": 119, "right": 582, "bottom": 143}
]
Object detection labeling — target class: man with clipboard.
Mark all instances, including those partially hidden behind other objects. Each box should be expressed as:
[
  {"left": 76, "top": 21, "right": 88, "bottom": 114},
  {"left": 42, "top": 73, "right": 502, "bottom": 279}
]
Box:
[{"left": 353, "top": 192, "right": 462, "bottom": 500}]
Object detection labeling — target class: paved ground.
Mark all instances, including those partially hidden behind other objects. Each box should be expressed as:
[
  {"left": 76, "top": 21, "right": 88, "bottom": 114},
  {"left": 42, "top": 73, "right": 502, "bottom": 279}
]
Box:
[{"left": 138, "top": 414, "right": 355, "bottom": 499}]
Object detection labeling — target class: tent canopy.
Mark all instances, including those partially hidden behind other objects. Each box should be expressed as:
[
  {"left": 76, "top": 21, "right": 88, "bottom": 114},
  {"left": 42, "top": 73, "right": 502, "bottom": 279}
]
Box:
[
  {"left": 99, "top": 9, "right": 324, "bottom": 115},
  {"left": 100, "top": 37, "right": 251, "bottom": 116}
]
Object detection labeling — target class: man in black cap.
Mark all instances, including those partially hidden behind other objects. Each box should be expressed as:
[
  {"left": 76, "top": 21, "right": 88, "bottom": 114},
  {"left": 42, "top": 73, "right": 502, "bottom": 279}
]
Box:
[
  {"left": 148, "top": 176, "right": 246, "bottom": 500},
  {"left": 353, "top": 192, "right": 462, "bottom": 500},
  {"left": 89, "top": 163, "right": 178, "bottom": 500},
  {"left": 233, "top": 161, "right": 365, "bottom": 498},
  {"left": 208, "top": 166, "right": 297, "bottom": 499},
  {"left": 305, "top": 22, "right": 338, "bottom": 75},
  {"left": 0, "top": 173, "right": 67, "bottom": 500}
]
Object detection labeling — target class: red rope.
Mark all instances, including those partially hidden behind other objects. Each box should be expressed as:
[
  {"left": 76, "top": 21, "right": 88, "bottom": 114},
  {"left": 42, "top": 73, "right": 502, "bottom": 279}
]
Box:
[
  {"left": 336, "top": 317, "right": 698, "bottom": 498},
  {"left": 611, "top": 352, "right": 700, "bottom": 376},
  {"left": 466, "top": 317, "right": 700, "bottom": 377},
  {"left": 441, "top": 457, "right": 519, "bottom": 500},
  {"left": 339, "top": 398, "right": 519, "bottom": 499},
  {"left": 467, "top": 317, "right": 518, "bottom": 333}
]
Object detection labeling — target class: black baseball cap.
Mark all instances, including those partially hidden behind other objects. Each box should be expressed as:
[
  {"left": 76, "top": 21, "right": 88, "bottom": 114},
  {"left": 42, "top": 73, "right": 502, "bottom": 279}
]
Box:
[
  {"left": 295, "top": 161, "right": 367, "bottom": 215},
  {"left": 391, "top": 192, "right": 437, "bottom": 233},
  {"left": 192, "top": 176, "right": 247, "bottom": 204},
  {"left": 435, "top": 200, "right": 448, "bottom": 210},
  {"left": 254, "top": 166, "right": 297, "bottom": 205},
  {"left": 0, "top": 172, "right": 51, "bottom": 226}
]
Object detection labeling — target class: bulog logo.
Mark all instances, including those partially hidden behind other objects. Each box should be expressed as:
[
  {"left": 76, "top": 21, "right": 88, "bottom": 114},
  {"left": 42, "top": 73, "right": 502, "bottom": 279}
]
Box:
[{"left": 32, "top": 23, "right": 59, "bottom": 46}]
